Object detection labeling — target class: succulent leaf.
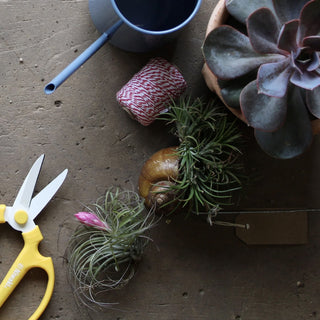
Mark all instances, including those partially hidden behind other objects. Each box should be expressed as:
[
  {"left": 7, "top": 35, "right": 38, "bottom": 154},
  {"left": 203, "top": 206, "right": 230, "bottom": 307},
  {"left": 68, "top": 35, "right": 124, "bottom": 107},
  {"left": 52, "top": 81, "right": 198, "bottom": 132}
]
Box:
[
  {"left": 218, "top": 71, "right": 257, "bottom": 108},
  {"left": 307, "top": 52, "right": 320, "bottom": 71},
  {"left": 203, "top": 26, "right": 283, "bottom": 80},
  {"left": 298, "top": 0, "right": 320, "bottom": 43},
  {"left": 240, "top": 80, "right": 287, "bottom": 131},
  {"left": 257, "top": 58, "right": 292, "bottom": 97},
  {"left": 226, "top": 0, "right": 275, "bottom": 24},
  {"left": 290, "top": 68, "right": 320, "bottom": 90},
  {"left": 303, "top": 36, "right": 320, "bottom": 51},
  {"left": 247, "top": 8, "right": 282, "bottom": 54},
  {"left": 290, "top": 47, "right": 320, "bottom": 75},
  {"left": 273, "top": 0, "right": 310, "bottom": 24},
  {"left": 306, "top": 85, "right": 320, "bottom": 118},
  {"left": 278, "top": 20, "right": 299, "bottom": 53},
  {"left": 254, "top": 86, "right": 313, "bottom": 159}
]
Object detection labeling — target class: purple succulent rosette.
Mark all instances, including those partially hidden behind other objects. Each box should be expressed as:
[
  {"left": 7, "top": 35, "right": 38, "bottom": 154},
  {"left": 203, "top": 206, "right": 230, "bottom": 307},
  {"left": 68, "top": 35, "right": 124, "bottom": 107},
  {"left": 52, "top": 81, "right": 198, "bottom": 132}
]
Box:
[{"left": 202, "top": 0, "right": 320, "bottom": 159}]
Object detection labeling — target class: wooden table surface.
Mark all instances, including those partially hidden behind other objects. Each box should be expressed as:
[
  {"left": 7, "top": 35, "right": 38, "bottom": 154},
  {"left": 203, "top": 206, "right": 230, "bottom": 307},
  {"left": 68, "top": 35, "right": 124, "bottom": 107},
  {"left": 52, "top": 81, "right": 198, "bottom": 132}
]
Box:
[{"left": 0, "top": 0, "right": 320, "bottom": 319}]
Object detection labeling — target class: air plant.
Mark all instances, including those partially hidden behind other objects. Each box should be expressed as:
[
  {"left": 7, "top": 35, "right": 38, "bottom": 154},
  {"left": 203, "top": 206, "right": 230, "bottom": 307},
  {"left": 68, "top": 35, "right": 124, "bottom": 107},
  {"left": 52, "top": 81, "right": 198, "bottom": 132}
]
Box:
[
  {"left": 202, "top": 0, "right": 320, "bottom": 159},
  {"left": 138, "top": 97, "right": 244, "bottom": 219},
  {"left": 66, "top": 188, "right": 156, "bottom": 309}
]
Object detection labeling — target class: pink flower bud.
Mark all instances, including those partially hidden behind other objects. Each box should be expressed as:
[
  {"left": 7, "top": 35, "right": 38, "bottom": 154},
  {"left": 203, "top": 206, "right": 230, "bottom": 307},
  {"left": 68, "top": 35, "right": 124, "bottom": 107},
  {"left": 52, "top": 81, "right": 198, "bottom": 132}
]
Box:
[{"left": 75, "top": 212, "right": 110, "bottom": 231}]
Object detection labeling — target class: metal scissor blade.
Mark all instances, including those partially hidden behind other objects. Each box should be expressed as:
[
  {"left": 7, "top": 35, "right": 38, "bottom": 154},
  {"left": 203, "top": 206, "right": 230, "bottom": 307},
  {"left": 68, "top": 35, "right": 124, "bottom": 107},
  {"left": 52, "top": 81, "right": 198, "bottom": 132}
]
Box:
[
  {"left": 28, "top": 169, "right": 68, "bottom": 221},
  {"left": 13, "top": 154, "right": 45, "bottom": 210}
]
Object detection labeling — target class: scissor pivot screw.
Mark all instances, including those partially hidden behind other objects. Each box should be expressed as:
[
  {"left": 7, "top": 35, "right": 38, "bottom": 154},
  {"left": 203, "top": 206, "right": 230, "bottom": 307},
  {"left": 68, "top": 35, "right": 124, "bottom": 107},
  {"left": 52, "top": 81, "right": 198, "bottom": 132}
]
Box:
[{"left": 14, "top": 210, "right": 28, "bottom": 225}]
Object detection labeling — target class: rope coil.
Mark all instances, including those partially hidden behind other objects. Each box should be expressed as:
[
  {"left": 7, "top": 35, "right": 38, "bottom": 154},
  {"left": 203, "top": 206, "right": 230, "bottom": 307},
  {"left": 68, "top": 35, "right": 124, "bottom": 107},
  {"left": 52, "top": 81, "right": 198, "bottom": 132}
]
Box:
[{"left": 116, "top": 57, "right": 187, "bottom": 126}]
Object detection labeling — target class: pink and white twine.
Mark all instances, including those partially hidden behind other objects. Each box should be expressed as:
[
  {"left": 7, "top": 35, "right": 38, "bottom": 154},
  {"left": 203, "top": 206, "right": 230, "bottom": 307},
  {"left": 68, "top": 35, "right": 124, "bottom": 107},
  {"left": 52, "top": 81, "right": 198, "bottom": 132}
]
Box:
[{"left": 116, "top": 57, "right": 187, "bottom": 126}]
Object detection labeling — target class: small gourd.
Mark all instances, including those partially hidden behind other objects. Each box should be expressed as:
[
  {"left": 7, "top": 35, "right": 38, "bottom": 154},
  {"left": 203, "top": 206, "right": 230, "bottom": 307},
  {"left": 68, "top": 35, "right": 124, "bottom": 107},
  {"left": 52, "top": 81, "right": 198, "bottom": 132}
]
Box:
[{"left": 138, "top": 147, "right": 179, "bottom": 208}]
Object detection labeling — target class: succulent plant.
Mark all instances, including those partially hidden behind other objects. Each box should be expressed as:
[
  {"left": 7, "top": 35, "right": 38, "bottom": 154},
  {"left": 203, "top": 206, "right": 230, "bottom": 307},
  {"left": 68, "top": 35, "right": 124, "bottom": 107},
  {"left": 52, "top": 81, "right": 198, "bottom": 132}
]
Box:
[{"left": 202, "top": 0, "right": 320, "bottom": 159}]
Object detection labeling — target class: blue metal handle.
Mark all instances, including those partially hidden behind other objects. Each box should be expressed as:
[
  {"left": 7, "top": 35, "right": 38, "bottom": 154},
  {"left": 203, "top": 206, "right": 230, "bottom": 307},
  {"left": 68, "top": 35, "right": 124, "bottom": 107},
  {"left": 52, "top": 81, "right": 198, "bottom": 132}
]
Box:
[{"left": 44, "top": 20, "right": 123, "bottom": 95}]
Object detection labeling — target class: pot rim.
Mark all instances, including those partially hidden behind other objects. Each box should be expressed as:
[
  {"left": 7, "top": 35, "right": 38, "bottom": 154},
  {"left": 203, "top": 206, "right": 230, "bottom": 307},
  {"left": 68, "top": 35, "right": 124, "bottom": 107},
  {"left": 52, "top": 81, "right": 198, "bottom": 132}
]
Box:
[{"left": 202, "top": 0, "right": 247, "bottom": 122}]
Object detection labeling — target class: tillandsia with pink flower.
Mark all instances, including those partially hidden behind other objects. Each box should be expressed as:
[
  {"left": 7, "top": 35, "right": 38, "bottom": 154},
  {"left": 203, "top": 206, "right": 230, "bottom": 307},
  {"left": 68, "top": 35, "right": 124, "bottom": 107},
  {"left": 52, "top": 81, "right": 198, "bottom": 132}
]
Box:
[
  {"left": 202, "top": 0, "right": 320, "bottom": 159},
  {"left": 66, "top": 188, "right": 156, "bottom": 310},
  {"left": 74, "top": 212, "right": 111, "bottom": 231}
]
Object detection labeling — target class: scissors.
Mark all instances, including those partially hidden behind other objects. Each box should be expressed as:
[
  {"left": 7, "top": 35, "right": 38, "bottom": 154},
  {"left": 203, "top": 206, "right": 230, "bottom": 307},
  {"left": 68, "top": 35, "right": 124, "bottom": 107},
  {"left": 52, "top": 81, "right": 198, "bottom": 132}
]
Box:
[{"left": 0, "top": 154, "right": 68, "bottom": 320}]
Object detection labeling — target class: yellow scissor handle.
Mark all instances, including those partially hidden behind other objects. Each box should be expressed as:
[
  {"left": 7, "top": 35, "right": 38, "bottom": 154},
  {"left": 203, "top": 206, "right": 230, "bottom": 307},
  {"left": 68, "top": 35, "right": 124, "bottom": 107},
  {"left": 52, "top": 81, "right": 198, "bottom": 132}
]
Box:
[
  {"left": 0, "top": 225, "right": 54, "bottom": 320},
  {"left": 0, "top": 204, "right": 6, "bottom": 223}
]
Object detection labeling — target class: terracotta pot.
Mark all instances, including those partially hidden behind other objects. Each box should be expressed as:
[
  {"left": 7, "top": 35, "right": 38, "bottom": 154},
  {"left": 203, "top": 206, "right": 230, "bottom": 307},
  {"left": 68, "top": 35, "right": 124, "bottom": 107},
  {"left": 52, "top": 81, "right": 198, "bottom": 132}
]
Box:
[{"left": 202, "top": 0, "right": 320, "bottom": 134}]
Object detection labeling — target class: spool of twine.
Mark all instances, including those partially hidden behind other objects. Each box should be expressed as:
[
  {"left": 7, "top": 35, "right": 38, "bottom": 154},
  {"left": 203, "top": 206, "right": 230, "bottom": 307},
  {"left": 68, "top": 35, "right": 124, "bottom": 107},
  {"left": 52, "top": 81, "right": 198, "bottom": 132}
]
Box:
[{"left": 116, "top": 57, "right": 187, "bottom": 126}]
